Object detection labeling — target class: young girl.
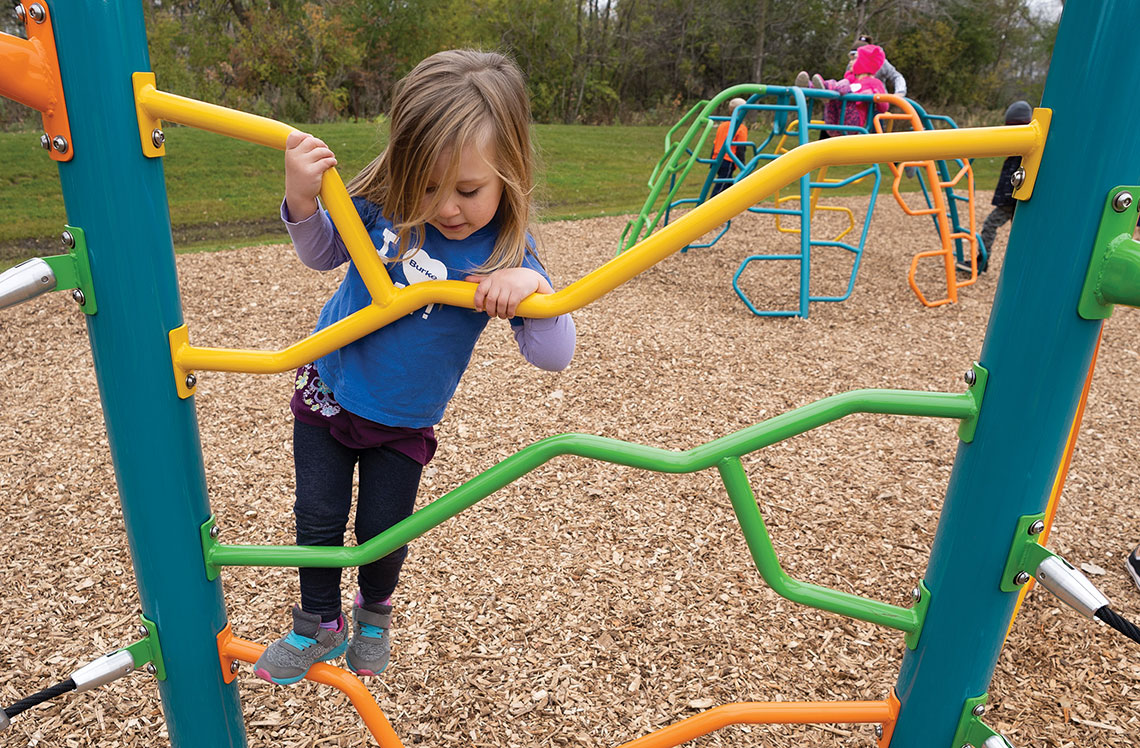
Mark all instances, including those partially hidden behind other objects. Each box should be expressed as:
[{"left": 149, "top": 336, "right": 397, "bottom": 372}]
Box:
[{"left": 254, "top": 49, "right": 576, "bottom": 685}]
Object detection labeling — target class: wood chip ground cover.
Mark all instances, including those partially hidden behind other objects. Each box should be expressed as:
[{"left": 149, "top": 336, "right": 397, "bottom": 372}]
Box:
[{"left": 2, "top": 194, "right": 1140, "bottom": 747}]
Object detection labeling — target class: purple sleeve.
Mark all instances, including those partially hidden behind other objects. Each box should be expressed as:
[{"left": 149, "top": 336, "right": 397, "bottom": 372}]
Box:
[
  {"left": 281, "top": 199, "right": 349, "bottom": 271},
  {"left": 513, "top": 314, "right": 576, "bottom": 371}
]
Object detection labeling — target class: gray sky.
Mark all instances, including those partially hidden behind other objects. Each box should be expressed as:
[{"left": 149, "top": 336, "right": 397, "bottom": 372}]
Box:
[{"left": 1028, "top": 0, "right": 1063, "bottom": 21}]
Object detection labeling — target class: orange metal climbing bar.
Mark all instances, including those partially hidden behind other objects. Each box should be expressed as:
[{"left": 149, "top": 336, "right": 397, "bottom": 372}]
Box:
[
  {"left": 0, "top": 2, "right": 73, "bottom": 161},
  {"left": 217, "top": 619, "right": 900, "bottom": 748},
  {"left": 216, "top": 625, "right": 405, "bottom": 748},
  {"left": 874, "top": 94, "right": 980, "bottom": 308},
  {"left": 614, "top": 695, "right": 899, "bottom": 748}
]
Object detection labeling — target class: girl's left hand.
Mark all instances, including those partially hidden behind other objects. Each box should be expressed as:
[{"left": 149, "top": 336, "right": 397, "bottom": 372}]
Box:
[{"left": 465, "top": 268, "right": 553, "bottom": 319}]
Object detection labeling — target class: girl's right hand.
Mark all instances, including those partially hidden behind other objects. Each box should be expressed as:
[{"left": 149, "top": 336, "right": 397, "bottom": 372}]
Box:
[{"left": 284, "top": 131, "right": 338, "bottom": 221}]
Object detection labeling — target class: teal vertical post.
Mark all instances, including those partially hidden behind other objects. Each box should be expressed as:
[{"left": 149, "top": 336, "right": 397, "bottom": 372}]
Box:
[
  {"left": 891, "top": 4, "right": 1140, "bottom": 745},
  {"left": 48, "top": 2, "right": 246, "bottom": 745}
]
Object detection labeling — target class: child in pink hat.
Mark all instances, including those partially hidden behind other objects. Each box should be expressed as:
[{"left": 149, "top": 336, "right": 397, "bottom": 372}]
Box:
[{"left": 795, "top": 44, "right": 891, "bottom": 136}]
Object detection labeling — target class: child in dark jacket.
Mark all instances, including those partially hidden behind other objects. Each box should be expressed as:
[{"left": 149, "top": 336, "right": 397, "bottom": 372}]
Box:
[{"left": 974, "top": 100, "right": 1033, "bottom": 272}]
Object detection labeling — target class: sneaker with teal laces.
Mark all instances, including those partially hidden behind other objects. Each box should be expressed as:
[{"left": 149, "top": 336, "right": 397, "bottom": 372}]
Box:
[
  {"left": 254, "top": 605, "right": 347, "bottom": 685},
  {"left": 346, "top": 599, "right": 392, "bottom": 676}
]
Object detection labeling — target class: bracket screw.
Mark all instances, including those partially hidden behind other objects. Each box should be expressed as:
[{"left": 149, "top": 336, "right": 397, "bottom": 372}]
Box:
[
  {"left": 874, "top": 724, "right": 883, "bottom": 738},
  {"left": 1013, "top": 571, "right": 1031, "bottom": 586},
  {"left": 51, "top": 135, "right": 69, "bottom": 154},
  {"left": 27, "top": 2, "right": 44, "bottom": 22},
  {"left": 151, "top": 129, "right": 165, "bottom": 148},
  {"left": 911, "top": 587, "right": 921, "bottom": 601},
  {"left": 146, "top": 663, "right": 157, "bottom": 675},
  {"left": 14, "top": 3, "right": 25, "bottom": 23},
  {"left": 61, "top": 230, "right": 75, "bottom": 248},
  {"left": 964, "top": 369, "right": 977, "bottom": 386},
  {"left": 972, "top": 703, "right": 986, "bottom": 716},
  {"left": 137, "top": 624, "right": 150, "bottom": 639},
  {"left": 1010, "top": 168, "right": 1026, "bottom": 189},
  {"left": 1028, "top": 519, "right": 1045, "bottom": 535},
  {"left": 209, "top": 524, "right": 220, "bottom": 539},
  {"left": 185, "top": 373, "right": 197, "bottom": 390},
  {"left": 230, "top": 660, "right": 240, "bottom": 674},
  {"left": 1112, "top": 191, "right": 1134, "bottom": 213},
  {"left": 39, "top": 133, "right": 50, "bottom": 150},
  {"left": 71, "top": 288, "right": 85, "bottom": 305}
]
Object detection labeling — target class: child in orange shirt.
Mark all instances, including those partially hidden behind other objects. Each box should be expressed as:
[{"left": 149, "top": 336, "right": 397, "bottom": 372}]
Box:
[{"left": 710, "top": 97, "right": 748, "bottom": 196}]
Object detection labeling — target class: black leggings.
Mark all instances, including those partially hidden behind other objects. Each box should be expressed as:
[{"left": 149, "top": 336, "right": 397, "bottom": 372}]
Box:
[{"left": 293, "top": 419, "right": 423, "bottom": 620}]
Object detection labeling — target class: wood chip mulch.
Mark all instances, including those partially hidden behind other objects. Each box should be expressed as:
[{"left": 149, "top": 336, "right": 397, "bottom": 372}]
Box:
[{"left": 2, "top": 193, "right": 1139, "bottom": 747}]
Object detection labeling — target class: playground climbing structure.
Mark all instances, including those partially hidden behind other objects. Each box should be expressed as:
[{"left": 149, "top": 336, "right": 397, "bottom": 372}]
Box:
[
  {"left": 3, "top": 3, "right": 1140, "bottom": 747},
  {"left": 619, "top": 86, "right": 983, "bottom": 317}
]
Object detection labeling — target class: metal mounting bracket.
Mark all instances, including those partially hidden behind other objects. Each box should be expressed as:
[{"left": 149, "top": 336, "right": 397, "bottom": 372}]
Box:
[
  {"left": 120, "top": 614, "right": 166, "bottom": 681},
  {"left": 957, "top": 362, "right": 988, "bottom": 443},
  {"left": 1000, "top": 512, "right": 1055, "bottom": 593},
  {"left": 42, "top": 226, "right": 97, "bottom": 314},
  {"left": 1078, "top": 185, "right": 1140, "bottom": 320},
  {"left": 949, "top": 694, "right": 1011, "bottom": 748}
]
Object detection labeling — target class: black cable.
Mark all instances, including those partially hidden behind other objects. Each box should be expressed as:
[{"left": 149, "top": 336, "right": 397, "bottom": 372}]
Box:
[
  {"left": 3, "top": 678, "right": 76, "bottom": 719},
  {"left": 1095, "top": 606, "right": 1140, "bottom": 645}
]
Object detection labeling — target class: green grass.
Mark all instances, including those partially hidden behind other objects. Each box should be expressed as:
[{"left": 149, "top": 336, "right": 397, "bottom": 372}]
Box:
[{"left": 0, "top": 121, "right": 1005, "bottom": 267}]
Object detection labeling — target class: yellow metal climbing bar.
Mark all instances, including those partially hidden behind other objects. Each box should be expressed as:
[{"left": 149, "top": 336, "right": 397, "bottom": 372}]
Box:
[
  {"left": 133, "top": 74, "right": 396, "bottom": 312},
  {"left": 150, "top": 83, "right": 1046, "bottom": 395}
]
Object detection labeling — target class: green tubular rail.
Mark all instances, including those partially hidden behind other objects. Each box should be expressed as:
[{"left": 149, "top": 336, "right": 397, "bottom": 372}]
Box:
[
  {"left": 718, "top": 456, "right": 921, "bottom": 634},
  {"left": 205, "top": 387, "right": 976, "bottom": 634},
  {"left": 619, "top": 84, "right": 767, "bottom": 254}
]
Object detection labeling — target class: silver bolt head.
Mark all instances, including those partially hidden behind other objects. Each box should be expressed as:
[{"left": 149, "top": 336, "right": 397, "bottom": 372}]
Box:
[
  {"left": 71, "top": 288, "right": 86, "bottom": 305},
  {"left": 1028, "top": 519, "right": 1045, "bottom": 535},
  {"left": 151, "top": 128, "right": 166, "bottom": 148},
  {"left": 15, "top": 3, "right": 25, "bottom": 23},
  {"left": 1014, "top": 571, "right": 1031, "bottom": 585},
  {"left": 1010, "top": 168, "right": 1026, "bottom": 189},
  {"left": 874, "top": 724, "right": 883, "bottom": 738},
  {"left": 972, "top": 703, "right": 986, "bottom": 716},
  {"left": 39, "top": 133, "right": 50, "bottom": 150},
  {"left": 137, "top": 624, "right": 150, "bottom": 639},
  {"left": 145, "top": 663, "right": 157, "bottom": 675},
  {"left": 209, "top": 524, "right": 220, "bottom": 539},
  {"left": 61, "top": 230, "right": 75, "bottom": 248},
  {"left": 27, "top": 2, "right": 44, "bottom": 22},
  {"left": 185, "top": 373, "right": 197, "bottom": 389},
  {"left": 1112, "top": 191, "right": 1134, "bottom": 213},
  {"left": 51, "top": 135, "right": 68, "bottom": 154},
  {"left": 964, "top": 369, "right": 977, "bottom": 386},
  {"left": 911, "top": 587, "right": 921, "bottom": 601},
  {"left": 230, "top": 660, "right": 240, "bottom": 674}
]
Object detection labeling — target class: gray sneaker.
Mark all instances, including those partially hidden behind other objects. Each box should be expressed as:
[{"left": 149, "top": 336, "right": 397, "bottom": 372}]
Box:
[
  {"left": 254, "top": 605, "right": 348, "bottom": 685},
  {"left": 345, "top": 600, "right": 392, "bottom": 676}
]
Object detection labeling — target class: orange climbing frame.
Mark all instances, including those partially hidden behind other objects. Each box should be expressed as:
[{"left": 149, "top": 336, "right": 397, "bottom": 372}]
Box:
[
  {"left": 217, "top": 624, "right": 404, "bottom": 747},
  {"left": 873, "top": 95, "right": 980, "bottom": 308},
  {"left": 218, "top": 623, "right": 900, "bottom": 748},
  {"left": 0, "top": 2, "right": 73, "bottom": 161},
  {"left": 616, "top": 691, "right": 900, "bottom": 748}
]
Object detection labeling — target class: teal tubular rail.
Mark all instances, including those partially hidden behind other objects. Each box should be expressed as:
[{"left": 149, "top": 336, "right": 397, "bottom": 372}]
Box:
[{"left": 206, "top": 388, "right": 976, "bottom": 632}]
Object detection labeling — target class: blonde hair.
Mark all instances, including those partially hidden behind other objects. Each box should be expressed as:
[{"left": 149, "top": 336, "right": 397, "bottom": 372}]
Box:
[{"left": 346, "top": 49, "right": 539, "bottom": 273}]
